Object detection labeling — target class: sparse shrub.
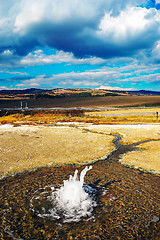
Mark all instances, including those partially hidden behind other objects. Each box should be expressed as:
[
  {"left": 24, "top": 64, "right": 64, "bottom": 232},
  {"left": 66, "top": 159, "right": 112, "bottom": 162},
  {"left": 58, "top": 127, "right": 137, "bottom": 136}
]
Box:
[{"left": 64, "top": 109, "right": 84, "bottom": 117}]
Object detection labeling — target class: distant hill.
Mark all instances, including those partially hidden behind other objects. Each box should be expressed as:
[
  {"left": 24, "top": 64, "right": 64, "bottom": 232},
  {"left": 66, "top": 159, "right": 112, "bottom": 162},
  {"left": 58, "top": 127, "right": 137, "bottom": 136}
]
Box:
[
  {"left": 105, "top": 89, "right": 160, "bottom": 95},
  {"left": 0, "top": 88, "right": 45, "bottom": 95},
  {"left": 127, "top": 90, "right": 160, "bottom": 95},
  {"left": 0, "top": 88, "right": 160, "bottom": 98}
]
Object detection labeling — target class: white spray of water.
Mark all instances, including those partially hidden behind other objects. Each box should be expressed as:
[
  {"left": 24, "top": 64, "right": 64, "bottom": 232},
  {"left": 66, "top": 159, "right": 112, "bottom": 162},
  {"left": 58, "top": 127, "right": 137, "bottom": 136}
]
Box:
[
  {"left": 54, "top": 166, "right": 93, "bottom": 221},
  {"left": 30, "top": 166, "right": 97, "bottom": 222}
]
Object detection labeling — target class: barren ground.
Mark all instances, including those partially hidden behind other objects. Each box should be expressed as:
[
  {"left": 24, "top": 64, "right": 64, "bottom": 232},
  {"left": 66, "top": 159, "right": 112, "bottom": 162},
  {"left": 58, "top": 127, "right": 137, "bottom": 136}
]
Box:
[{"left": 1, "top": 95, "right": 160, "bottom": 108}]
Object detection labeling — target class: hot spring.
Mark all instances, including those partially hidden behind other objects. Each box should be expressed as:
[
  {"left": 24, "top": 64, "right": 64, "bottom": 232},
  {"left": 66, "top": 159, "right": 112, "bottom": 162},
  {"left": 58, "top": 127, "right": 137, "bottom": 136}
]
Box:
[{"left": 30, "top": 166, "right": 98, "bottom": 223}]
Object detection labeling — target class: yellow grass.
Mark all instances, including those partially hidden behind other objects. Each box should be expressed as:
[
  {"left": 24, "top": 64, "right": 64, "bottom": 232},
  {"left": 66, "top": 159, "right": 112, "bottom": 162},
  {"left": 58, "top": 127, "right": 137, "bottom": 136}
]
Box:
[
  {"left": 85, "top": 124, "right": 160, "bottom": 145},
  {"left": 111, "top": 125, "right": 160, "bottom": 145},
  {"left": 120, "top": 141, "right": 160, "bottom": 174},
  {"left": 0, "top": 109, "right": 160, "bottom": 178},
  {"left": 86, "top": 107, "right": 160, "bottom": 124},
  {"left": 0, "top": 110, "right": 160, "bottom": 126},
  {"left": 0, "top": 125, "right": 115, "bottom": 179},
  {"left": 87, "top": 107, "right": 160, "bottom": 116},
  {"left": 83, "top": 124, "right": 160, "bottom": 174}
]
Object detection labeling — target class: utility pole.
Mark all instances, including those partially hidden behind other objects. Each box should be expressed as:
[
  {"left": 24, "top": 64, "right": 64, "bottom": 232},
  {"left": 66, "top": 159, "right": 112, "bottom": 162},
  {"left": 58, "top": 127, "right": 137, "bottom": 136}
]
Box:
[{"left": 156, "top": 112, "right": 159, "bottom": 120}]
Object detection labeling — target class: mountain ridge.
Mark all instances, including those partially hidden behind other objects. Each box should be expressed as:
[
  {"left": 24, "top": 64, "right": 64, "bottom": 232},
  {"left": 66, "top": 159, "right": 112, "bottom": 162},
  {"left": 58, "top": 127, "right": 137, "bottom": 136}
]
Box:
[{"left": 0, "top": 88, "right": 160, "bottom": 97}]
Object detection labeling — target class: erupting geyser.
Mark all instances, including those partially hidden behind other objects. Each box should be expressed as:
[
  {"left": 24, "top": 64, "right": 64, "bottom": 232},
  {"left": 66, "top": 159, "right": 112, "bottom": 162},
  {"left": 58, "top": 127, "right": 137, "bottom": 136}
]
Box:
[{"left": 30, "top": 166, "right": 97, "bottom": 222}]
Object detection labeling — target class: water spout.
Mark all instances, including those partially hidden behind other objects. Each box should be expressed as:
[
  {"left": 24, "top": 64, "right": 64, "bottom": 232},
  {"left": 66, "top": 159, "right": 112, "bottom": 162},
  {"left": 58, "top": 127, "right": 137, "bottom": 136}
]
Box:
[
  {"left": 30, "top": 166, "right": 97, "bottom": 223},
  {"left": 80, "top": 166, "right": 92, "bottom": 186}
]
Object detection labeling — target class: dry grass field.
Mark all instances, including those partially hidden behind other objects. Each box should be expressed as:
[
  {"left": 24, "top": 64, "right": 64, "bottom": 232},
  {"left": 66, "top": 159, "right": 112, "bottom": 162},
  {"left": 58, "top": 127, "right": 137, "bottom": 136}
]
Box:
[
  {"left": 120, "top": 141, "right": 160, "bottom": 174},
  {"left": 0, "top": 107, "right": 160, "bottom": 126},
  {"left": 0, "top": 104, "right": 160, "bottom": 178},
  {"left": 0, "top": 125, "right": 115, "bottom": 179},
  {"left": 88, "top": 107, "right": 160, "bottom": 116},
  {"left": 85, "top": 124, "right": 160, "bottom": 144},
  {"left": 82, "top": 124, "right": 160, "bottom": 174},
  {"left": 0, "top": 121, "right": 160, "bottom": 178}
]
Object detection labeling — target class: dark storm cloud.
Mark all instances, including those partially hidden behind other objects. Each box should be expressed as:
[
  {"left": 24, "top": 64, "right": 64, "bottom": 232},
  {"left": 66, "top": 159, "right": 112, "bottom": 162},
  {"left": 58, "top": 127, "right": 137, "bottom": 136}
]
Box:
[
  {"left": 11, "top": 76, "right": 34, "bottom": 81},
  {"left": 0, "top": 0, "right": 160, "bottom": 62},
  {"left": 0, "top": 76, "right": 33, "bottom": 82}
]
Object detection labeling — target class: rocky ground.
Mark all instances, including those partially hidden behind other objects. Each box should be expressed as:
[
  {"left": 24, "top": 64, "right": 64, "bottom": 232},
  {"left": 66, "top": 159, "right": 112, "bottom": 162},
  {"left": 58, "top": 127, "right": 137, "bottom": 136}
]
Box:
[{"left": 0, "top": 153, "right": 160, "bottom": 239}]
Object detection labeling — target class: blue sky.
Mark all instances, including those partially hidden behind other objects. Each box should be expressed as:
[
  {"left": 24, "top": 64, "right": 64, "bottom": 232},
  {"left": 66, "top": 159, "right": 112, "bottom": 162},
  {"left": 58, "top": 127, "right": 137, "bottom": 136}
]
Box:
[{"left": 0, "top": 0, "right": 160, "bottom": 91}]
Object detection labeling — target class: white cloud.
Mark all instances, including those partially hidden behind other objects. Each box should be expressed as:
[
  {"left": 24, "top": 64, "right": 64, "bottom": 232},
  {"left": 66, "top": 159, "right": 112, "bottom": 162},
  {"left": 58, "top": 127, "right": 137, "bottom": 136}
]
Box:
[
  {"left": 0, "top": 86, "right": 10, "bottom": 90},
  {"left": 20, "top": 49, "right": 107, "bottom": 66},
  {"left": 97, "top": 86, "right": 134, "bottom": 91},
  {"left": 62, "top": 80, "right": 100, "bottom": 87},
  {"left": 0, "top": 0, "right": 160, "bottom": 91},
  {"left": 120, "top": 73, "right": 160, "bottom": 84},
  {"left": 98, "top": 7, "right": 160, "bottom": 44},
  {"left": 1, "top": 0, "right": 159, "bottom": 59},
  {"left": 1, "top": 50, "right": 13, "bottom": 56},
  {"left": 16, "top": 83, "right": 40, "bottom": 87},
  {"left": 0, "top": 70, "right": 29, "bottom": 76},
  {"left": 16, "top": 61, "right": 160, "bottom": 89},
  {"left": 14, "top": 0, "right": 50, "bottom": 33},
  {"left": 13, "top": 0, "right": 107, "bottom": 33}
]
